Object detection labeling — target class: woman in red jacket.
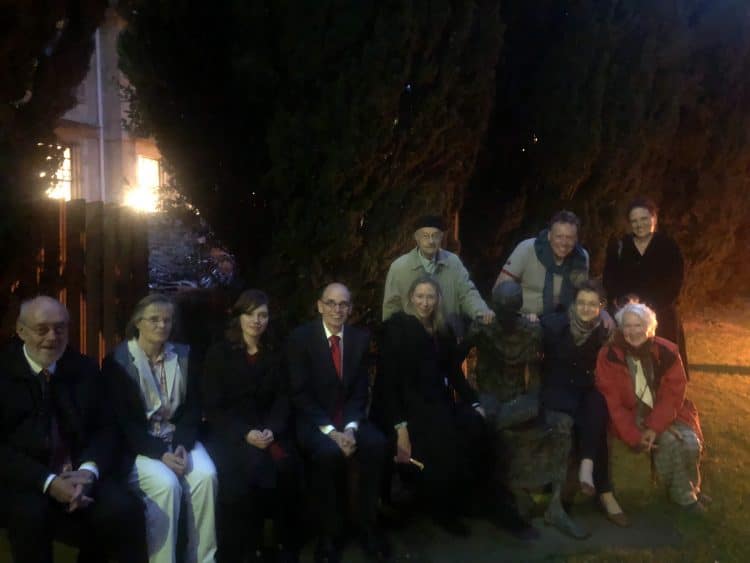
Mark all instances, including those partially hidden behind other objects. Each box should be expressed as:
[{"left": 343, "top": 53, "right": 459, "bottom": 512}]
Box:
[{"left": 595, "top": 303, "right": 707, "bottom": 511}]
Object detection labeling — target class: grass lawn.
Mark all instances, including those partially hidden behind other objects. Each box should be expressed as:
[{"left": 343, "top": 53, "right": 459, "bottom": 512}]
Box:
[{"left": 2, "top": 302, "right": 749, "bottom": 562}]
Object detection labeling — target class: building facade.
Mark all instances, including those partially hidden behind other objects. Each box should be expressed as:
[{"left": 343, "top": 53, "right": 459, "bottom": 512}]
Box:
[{"left": 51, "top": 7, "right": 161, "bottom": 210}]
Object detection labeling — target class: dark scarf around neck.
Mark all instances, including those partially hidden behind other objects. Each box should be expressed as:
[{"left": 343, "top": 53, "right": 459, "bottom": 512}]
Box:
[
  {"left": 568, "top": 305, "right": 601, "bottom": 346},
  {"left": 534, "top": 229, "right": 588, "bottom": 314}
]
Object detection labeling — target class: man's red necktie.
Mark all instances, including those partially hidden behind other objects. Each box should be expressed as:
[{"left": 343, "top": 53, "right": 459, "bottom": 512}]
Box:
[
  {"left": 329, "top": 335, "right": 344, "bottom": 429},
  {"left": 329, "top": 335, "right": 342, "bottom": 380}
]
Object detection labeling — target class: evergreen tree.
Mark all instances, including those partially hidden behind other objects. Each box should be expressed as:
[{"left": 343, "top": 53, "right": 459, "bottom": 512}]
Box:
[
  {"left": 0, "top": 0, "right": 107, "bottom": 306},
  {"left": 118, "top": 0, "right": 503, "bottom": 323},
  {"left": 463, "top": 0, "right": 750, "bottom": 304}
]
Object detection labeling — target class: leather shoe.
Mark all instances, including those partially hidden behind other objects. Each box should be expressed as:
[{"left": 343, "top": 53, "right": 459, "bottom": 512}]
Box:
[
  {"left": 605, "top": 509, "right": 631, "bottom": 528},
  {"left": 683, "top": 500, "right": 708, "bottom": 514},
  {"left": 433, "top": 514, "right": 471, "bottom": 537},
  {"left": 359, "top": 527, "right": 393, "bottom": 559},
  {"left": 598, "top": 497, "right": 631, "bottom": 528},
  {"left": 508, "top": 524, "right": 541, "bottom": 541},
  {"left": 276, "top": 545, "right": 300, "bottom": 563},
  {"left": 314, "top": 537, "right": 341, "bottom": 563},
  {"left": 579, "top": 480, "right": 596, "bottom": 497}
]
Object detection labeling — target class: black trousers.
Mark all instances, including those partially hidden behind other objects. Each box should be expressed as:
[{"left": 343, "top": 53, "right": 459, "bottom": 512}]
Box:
[
  {"left": 216, "top": 456, "right": 301, "bottom": 563},
  {"left": 404, "top": 402, "right": 489, "bottom": 513},
  {"left": 543, "top": 385, "right": 612, "bottom": 494},
  {"left": 2, "top": 479, "right": 147, "bottom": 563},
  {"left": 300, "top": 421, "right": 386, "bottom": 537},
  {"left": 573, "top": 388, "right": 612, "bottom": 493}
]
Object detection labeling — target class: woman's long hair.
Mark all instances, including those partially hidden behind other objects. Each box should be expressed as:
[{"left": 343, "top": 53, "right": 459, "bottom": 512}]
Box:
[
  {"left": 404, "top": 275, "right": 446, "bottom": 334},
  {"left": 225, "top": 289, "right": 275, "bottom": 351}
]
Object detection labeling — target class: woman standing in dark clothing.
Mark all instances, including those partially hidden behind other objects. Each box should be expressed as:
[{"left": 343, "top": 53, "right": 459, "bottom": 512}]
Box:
[
  {"left": 375, "top": 275, "right": 486, "bottom": 535},
  {"left": 540, "top": 281, "right": 628, "bottom": 527},
  {"left": 202, "top": 289, "right": 300, "bottom": 563},
  {"left": 603, "top": 196, "right": 689, "bottom": 375}
]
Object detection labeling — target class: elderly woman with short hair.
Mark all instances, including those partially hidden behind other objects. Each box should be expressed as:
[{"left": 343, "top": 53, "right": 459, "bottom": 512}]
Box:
[
  {"left": 595, "top": 303, "right": 706, "bottom": 511},
  {"left": 103, "top": 294, "right": 218, "bottom": 563}
]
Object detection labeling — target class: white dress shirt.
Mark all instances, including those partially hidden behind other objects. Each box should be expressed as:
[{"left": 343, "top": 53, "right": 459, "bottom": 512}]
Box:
[{"left": 319, "top": 322, "right": 359, "bottom": 435}]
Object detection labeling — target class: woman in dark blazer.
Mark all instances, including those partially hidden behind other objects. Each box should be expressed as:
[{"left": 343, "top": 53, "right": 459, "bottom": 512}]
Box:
[
  {"left": 540, "top": 281, "right": 627, "bottom": 527},
  {"left": 202, "top": 289, "right": 300, "bottom": 563},
  {"left": 603, "top": 196, "right": 689, "bottom": 375},
  {"left": 374, "top": 275, "right": 486, "bottom": 535}
]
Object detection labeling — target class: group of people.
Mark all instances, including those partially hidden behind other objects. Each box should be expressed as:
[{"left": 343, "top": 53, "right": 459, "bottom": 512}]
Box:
[
  {"left": 383, "top": 206, "right": 703, "bottom": 531},
  {"left": 0, "top": 197, "right": 706, "bottom": 563}
]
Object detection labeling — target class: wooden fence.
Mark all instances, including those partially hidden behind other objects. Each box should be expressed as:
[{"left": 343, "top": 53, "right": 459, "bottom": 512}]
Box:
[{"left": 1, "top": 199, "right": 149, "bottom": 362}]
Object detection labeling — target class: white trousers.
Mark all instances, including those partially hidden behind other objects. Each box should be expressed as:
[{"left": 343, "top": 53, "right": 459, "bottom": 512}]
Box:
[{"left": 129, "top": 441, "right": 218, "bottom": 563}]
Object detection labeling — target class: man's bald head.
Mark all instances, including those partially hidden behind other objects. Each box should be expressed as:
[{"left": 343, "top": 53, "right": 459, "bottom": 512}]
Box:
[
  {"left": 318, "top": 283, "right": 352, "bottom": 334},
  {"left": 319, "top": 283, "right": 350, "bottom": 302},
  {"left": 17, "top": 296, "right": 70, "bottom": 368}
]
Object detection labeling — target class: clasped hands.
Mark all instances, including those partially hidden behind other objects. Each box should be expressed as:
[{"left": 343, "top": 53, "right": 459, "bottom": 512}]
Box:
[
  {"left": 246, "top": 428, "right": 275, "bottom": 449},
  {"left": 161, "top": 444, "right": 191, "bottom": 476},
  {"left": 48, "top": 468, "right": 95, "bottom": 512},
  {"left": 329, "top": 428, "right": 357, "bottom": 457}
]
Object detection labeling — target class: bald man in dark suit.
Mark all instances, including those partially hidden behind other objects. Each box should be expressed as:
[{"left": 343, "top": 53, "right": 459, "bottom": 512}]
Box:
[{"left": 0, "top": 296, "right": 147, "bottom": 563}]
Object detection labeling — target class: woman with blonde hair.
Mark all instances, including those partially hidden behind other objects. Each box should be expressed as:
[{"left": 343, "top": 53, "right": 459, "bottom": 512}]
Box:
[{"left": 374, "top": 275, "right": 486, "bottom": 535}]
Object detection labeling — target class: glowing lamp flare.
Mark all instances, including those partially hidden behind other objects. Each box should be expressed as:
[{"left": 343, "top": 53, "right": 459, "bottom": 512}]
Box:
[{"left": 124, "top": 155, "right": 160, "bottom": 212}]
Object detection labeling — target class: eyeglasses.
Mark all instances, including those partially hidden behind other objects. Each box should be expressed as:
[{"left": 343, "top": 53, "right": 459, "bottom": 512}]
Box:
[
  {"left": 23, "top": 322, "right": 68, "bottom": 337},
  {"left": 418, "top": 232, "right": 443, "bottom": 242},
  {"left": 321, "top": 300, "right": 351, "bottom": 311},
  {"left": 141, "top": 316, "right": 173, "bottom": 326}
]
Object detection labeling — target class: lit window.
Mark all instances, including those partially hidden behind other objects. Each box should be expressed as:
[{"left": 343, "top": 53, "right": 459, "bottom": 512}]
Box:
[
  {"left": 124, "top": 155, "right": 160, "bottom": 212},
  {"left": 46, "top": 147, "right": 72, "bottom": 201}
]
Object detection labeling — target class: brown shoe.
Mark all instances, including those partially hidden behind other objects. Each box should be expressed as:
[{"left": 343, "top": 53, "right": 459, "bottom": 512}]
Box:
[
  {"left": 605, "top": 509, "right": 631, "bottom": 528},
  {"left": 579, "top": 481, "right": 596, "bottom": 497},
  {"left": 683, "top": 500, "right": 708, "bottom": 514}
]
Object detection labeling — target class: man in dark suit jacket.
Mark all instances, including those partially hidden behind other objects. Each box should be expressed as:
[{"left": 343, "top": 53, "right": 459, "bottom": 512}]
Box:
[
  {"left": 288, "top": 283, "right": 389, "bottom": 562},
  {"left": 0, "top": 296, "right": 147, "bottom": 563}
]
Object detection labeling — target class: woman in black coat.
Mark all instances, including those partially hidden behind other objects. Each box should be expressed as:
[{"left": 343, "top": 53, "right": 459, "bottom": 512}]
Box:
[
  {"left": 603, "top": 196, "right": 689, "bottom": 375},
  {"left": 374, "top": 275, "right": 486, "bottom": 535},
  {"left": 202, "top": 289, "right": 300, "bottom": 563},
  {"left": 540, "top": 281, "right": 628, "bottom": 527}
]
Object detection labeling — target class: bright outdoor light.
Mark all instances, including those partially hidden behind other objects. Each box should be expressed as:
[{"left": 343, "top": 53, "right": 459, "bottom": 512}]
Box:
[
  {"left": 124, "top": 155, "right": 160, "bottom": 212},
  {"left": 46, "top": 147, "right": 72, "bottom": 201}
]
